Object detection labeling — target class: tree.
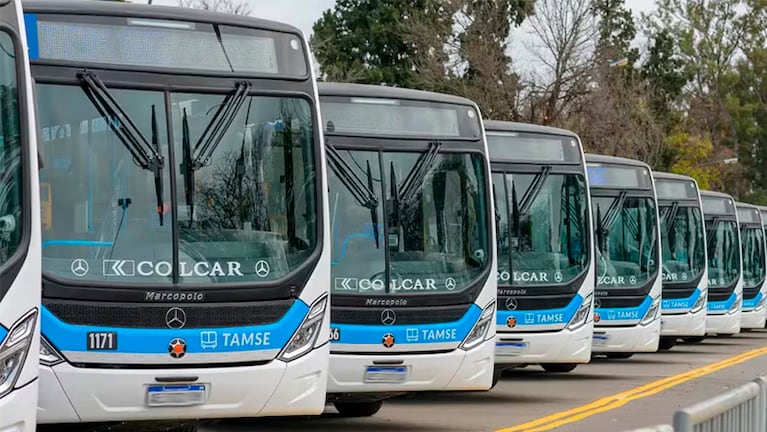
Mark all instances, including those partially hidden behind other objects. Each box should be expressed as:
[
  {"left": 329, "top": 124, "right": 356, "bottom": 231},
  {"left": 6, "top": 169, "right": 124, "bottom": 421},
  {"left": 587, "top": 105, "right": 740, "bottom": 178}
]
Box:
[
  {"left": 178, "top": 0, "right": 252, "bottom": 15},
  {"left": 592, "top": 0, "right": 639, "bottom": 66}
]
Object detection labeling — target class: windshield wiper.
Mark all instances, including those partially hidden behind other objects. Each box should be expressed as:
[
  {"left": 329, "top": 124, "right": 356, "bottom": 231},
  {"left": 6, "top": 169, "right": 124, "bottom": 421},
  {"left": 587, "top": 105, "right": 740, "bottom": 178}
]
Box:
[
  {"left": 600, "top": 191, "right": 628, "bottom": 233},
  {"left": 179, "top": 81, "right": 252, "bottom": 226},
  {"left": 518, "top": 165, "right": 552, "bottom": 215},
  {"left": 397, "top": 141, "right": 442, "bottom": 205},
  {"left": 706, "top": 216, "right": 721, "bottom": 251},
  {"left": 78, "top": 70, "right": 165, "bottom": 225},
  {"left": 325, "top": 143, "right": 380, "bottom": 247},
  {"left": 663, "top": 202, "right": 680, "bottom": 236}
]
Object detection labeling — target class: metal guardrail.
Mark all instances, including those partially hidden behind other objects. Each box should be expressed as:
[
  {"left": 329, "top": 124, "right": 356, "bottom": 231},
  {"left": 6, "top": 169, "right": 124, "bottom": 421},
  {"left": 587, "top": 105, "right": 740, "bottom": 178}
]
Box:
[{"left": 621, "top": 376, "right": 767, "bottom": 432}]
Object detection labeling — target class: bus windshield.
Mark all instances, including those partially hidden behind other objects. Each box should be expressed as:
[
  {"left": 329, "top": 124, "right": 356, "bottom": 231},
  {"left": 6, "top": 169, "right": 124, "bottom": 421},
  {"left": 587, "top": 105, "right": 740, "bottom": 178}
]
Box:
[
  {"left": 659, "top": 205, "right": 705, "bottom": 284},
  {"left": 493, "top": 172, "right": 588, "bottom": 286},
  {"left": 706, "top": 219, "right": 740, "bottom": 288},
  {"left": 329, "top": 149, "right": 489, "bottom": 294},
  {"left": 37, "top": 83, "right": 318, "bottom": 284},
  {"left": 592, "top": 196, "right": 658, "bottom": 288},
  {"left": 740, "top": 225, "right": 765, "bottom": 289}
]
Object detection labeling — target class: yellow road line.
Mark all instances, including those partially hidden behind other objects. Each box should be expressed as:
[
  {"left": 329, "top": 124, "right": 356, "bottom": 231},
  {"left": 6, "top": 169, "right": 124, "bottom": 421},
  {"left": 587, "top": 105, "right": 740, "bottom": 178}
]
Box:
[{"left": 495, "top": 344, "right": 767, "bottom": 432}]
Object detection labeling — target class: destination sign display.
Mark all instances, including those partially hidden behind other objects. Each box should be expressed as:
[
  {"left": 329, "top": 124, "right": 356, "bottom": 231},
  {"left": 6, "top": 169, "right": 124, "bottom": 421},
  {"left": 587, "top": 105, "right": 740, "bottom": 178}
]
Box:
[
  {"left": 655, "top": 178, "right": 698, "bottom": 200},
  {"left": 486, "top": 132, "right": 581, "bottom": 163},
  {"left": 586, "top": 164, "right": 652, "bottom": 189}
]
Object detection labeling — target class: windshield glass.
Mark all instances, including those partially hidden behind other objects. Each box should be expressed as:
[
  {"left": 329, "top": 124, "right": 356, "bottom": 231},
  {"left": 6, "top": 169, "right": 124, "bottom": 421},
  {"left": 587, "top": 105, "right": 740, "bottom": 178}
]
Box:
[
  {"left": 592, "top": 196, "right": 658, "bottom": 288},
  {"left": 37, "top": 83, "right": 317, "bottom": 284},
  {"left": 329, "top": 149, "right": 489, "bottom": 295},
  {"left": 740, "top": 226, "right": 765, "bottom": 289},
  {"left": 659, "top": 205, "right": 705, "bottom": 284},
  {"left": 0, "top": 31, "right": 23, "bottom": 265},
  {"left": 492, "top": 172, "right": 589, "bottom": 286},
  {"left": 706, "top": 220, "right": 740, "bottom": 288}
]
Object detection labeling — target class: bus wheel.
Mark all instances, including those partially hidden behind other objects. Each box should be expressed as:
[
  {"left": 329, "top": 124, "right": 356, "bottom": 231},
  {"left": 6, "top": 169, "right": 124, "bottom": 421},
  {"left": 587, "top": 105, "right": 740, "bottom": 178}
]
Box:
[
  {"left": 605, "top": 352, "right": 633, "bottom": 359},
  {"left": 541, "top": 363, "right": 577, "bottom": 373},
  {"left": 683, "top": 336, "right": 705, "bottom": 343},
  {"left": 334, "top": 401, "right": 384, "bottom": 417},
  {"left": 658, "top": 337, "right": 676, "bottom": 351}
]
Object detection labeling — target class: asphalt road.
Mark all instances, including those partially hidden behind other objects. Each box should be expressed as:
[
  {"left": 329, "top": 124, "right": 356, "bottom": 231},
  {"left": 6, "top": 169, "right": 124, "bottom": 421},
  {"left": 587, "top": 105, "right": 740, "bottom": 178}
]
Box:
[{"left": 195, "top": 329, "right": 767, "bottom": 432}]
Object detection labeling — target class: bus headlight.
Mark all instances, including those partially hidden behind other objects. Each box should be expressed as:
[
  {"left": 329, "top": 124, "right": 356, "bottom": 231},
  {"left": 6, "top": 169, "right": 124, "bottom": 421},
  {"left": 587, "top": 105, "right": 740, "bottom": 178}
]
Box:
[
  {"left": 460, "top": 301, "right": 495, "bottom": 351},
  {"left": 40, "top": 336, "right": 64, "bottom": 367},
  {"left": 727, "top": 295, "right": 741, "bottom": 315},
  {"left": 640, "top": 297, "right": 661, "bottom": 326},
  {"left": 691, "top": 292, "right": 706, "bottom": 313},
  {"left": 566, "top": 294, "right": 593, "bottom": 331},
  {"left": 278, "top": 294, "right": 328, "bottom": 362},
  {"left": 0, "top": 309, "right": 37, "bottom": 398},
  {"left": 754, "top": 295, "right": 766, "bottom": 312}
]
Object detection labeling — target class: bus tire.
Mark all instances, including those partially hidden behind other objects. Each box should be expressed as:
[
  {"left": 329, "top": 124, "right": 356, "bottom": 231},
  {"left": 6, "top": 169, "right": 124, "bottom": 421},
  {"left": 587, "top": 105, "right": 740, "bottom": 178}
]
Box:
[
  {"left": 334, "top": 401, "right": 384, "bottom": 417},
  {"left": 683, "top": 336, "right": 705, "bottom": 343},
  {"left": 541, "top": 363, "right": 577, "bottom": 373},
  {"left": 658, "top": 337, "right": 676, "bottom": 351},
  {"left": 605, "top": 352, "right": 633, "bottom": 359}
]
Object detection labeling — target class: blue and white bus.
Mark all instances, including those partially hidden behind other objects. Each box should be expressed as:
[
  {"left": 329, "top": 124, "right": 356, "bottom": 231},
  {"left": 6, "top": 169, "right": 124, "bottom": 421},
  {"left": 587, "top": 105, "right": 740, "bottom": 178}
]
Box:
[
  {"left": 486, "top": 121, "right": 594, "bottom": 375},
  {"left": 319, "top": 83, "right": 497, "bottom": 416},
  {"left": 652, "top": 172, "right": 707, "bottom": 350},
  {"left": 27, "top": 0, "right": 331, "bottom": 425},
  {"left": 585, "top": 154, "right": 662, "bottom": 357},
  {"left": 700, "top": 190, "right": 742, "bottom": 336},
  {"left": 735, "top": 202, "right": 766, "bottom": 329},
  {"left": 0, "top": 0, "right": 41, "bottom": 430}
]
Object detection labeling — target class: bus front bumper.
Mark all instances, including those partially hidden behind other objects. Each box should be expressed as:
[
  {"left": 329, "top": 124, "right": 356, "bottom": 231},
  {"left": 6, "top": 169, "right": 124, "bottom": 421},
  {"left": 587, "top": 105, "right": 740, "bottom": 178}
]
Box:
[
  {"left": 741, "top": 307, "right": 766, "bottom": 329},
  {"left": 660, "top": 309, "right": 706, "bottom": 337},
  {"left": 0, "top": 380, "right": 37, "bottom": 432},
  {"left": 37, "top": 344, "right": 329, "bottom": 423},
  {"left": 592, "top": 321, "right": 660, "bottom": 353},
  {"left": 494, "top": 324, "right": 592, "bottom": 366},
  {"left": 326, "top": 338, "right": 494, "bottom": 397},
  {"left": 706, "top": 311, "right": 742, "bottom": 335}
]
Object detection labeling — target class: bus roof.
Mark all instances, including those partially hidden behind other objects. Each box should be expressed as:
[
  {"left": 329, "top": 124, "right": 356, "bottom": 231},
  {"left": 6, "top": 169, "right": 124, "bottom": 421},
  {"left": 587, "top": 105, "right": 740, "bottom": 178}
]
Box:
[
  {"left": 585, "top": 153, "right": 651, "bottom": 170},
  {"left": 22, "top": 0, "right": 303, "bottom": 36},
  {"left": 652, "top": 171, "right": 697, "bottom": 183},
  {"left": 735, "top": 201, "right": 759, "bottom": 211},
  {"left": 318, "top": 82, "right": 478, "bottom": 108},
  {"left": 700, "top": 190, "right": 734, "bottom": 200},
  {"left": 483, "top": 120, "right": 578, "bottom": 138}
]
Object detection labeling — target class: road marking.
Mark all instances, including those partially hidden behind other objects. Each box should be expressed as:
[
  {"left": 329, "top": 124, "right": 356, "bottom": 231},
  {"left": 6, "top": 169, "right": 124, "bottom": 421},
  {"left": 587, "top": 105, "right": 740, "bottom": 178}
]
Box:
[{"left": 495, "top": 344, "right": 767, "bottom": 432}]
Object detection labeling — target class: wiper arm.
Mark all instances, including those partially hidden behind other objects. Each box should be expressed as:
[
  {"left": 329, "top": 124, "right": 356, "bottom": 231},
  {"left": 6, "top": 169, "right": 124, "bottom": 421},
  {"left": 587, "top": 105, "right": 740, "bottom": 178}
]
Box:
[
  {"left": 707, "top": 216, "right": 721, "bottom": 251},
  {"left": 663, "top": 202, "right": 680, "bottom": 236},
  {"left": 398, "top": 141, "right": 442, "bottom": 205},
  {"left": 600, "top": 191, "right": 627, "bottom": 232},
  {"left": 518, "top": 165, "right": 552, "bottom": 215},
  {"left": 181, "top": 108, "right": 194, "bottom": 226},
  {"left": 78, "top": 70, "right": 165, "bottom": 225}
]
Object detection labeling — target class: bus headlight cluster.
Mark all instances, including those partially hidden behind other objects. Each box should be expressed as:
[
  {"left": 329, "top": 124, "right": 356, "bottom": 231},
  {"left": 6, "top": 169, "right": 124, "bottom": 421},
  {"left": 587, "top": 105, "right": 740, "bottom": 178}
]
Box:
[
  {"left": 0, "top": 309, "right": 37, "bottom": 399},
  {"left": 459, "top": 301, "right": 495, "bottom": 351},
  {"left": 640, "top": 297, "right": 661, "bottom": 326},
  {"left": 754, "top": 295, "right": 766, "bottom": 312},
  {"left": 690, "top": 292, "right": 706, "bottom": 313},
  {"left": 728, "top": 295, "right": 741, "bottom": 315},
  {"left": 566, "top": 294, "right": 592, "bottom": 331},
  {"left": 278, "top": 294, "right": 328, "bottom": 362},
  {"left": 40, "top": 336, "right": 64, "bottom": 367}
]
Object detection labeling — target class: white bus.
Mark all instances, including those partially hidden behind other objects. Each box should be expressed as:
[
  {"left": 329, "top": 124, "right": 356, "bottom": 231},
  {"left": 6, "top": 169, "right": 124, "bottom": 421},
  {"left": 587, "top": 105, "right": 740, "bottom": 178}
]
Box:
[
  {"left": 585, "top": 154, "right": 662, "bottom": 357},
  {"left": 0, "top": 0, "right": 41, "bottom": 430},
  {"left": 652, "top": 172, "right": 707, "bottom": 350},
  {"left": 735, "top": 202, "right": 766, "bottom": 329},
  {"left": 319, "top": 83, "right": 497, "bottom": 416},
  {"left": 27, "top": 0, "right": 331, "bottom": 425},
  {"left": 700, "top": 190, "right": 742, "bottom": 336},
  {"left": 486, "top": 121, "right": 594, "bottom": 376}
]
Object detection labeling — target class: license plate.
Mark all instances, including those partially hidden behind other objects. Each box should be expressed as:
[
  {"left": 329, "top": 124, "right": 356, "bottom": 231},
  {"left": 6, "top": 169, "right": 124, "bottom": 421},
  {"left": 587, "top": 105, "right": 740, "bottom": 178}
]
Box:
[
  {"left": 496, "top": 341, "right": 529, "bottom": 355},
  {"left": 146, "top": 384, "right": 206, "bottom": 407},
  {"left": 593, "top": 334, "right": 609, "bottom": 346},
  {"left": 364, "top": 366, "right": 409, "bottom": 383}
]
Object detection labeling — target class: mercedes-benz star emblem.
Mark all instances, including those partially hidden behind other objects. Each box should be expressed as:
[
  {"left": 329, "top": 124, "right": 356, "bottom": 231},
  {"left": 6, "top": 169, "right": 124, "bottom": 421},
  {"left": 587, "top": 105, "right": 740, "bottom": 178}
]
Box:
[
  {"left": 594, "top": 298, "right": 601, "bottom": 309},
  {"left": 381, "top": 309, "right": 396, "bottom": 326},
  {"left": 165, "top": 307, "right": 187, "bottom": 329},
  {"left": 71, "top": 259, "right": 89, "bottom": 277},
  {"left": 168, "top": 338, "right": 187, "bottom": 359},
  {"left": 505, "top": 297, "right": 518, "bottom": 311},
  {"left": 255, "top": 260, "right": 271, "bottom": 278},
  {"left": 445, "top": 277, "right": 457, "bottom": 291}
]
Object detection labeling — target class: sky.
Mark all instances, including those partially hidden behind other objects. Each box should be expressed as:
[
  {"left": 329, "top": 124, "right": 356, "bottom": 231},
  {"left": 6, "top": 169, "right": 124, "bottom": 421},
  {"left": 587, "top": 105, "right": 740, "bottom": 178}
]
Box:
[{"left": 129, "top": 0, "right": 660, "bottom": 73}]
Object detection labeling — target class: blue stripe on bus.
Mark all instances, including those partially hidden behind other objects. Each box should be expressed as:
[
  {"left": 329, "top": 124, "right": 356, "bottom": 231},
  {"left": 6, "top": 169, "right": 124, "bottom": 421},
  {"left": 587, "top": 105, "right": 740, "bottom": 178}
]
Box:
[
  {"left": 0, "top": 326, "right": 7, "bottom": 346},
  {"left": 41, "top": 240, "right": 114, "bottom": 249},
  {"left": 707, "top": 292, "right": 737, "bottom": 313},
  {"left": 496, "top": 294, "right": 583, "bottom": 326},
  {"left": 330, "top": 304, "right": 481, "bottom": 345},
  {"left": 23, "top": 14, "right": 39, "bottom": 60},
  {"left": 41, "top": 300, "right": 308, "bottom": 354},
  {"left": 661, "top": 289, "right": 701, "bottom": 312},
  {"left": 743, "top": 292, "right": 762, "bottom": 311},
  {"left": 595, "top": 295, "right": 653, "bottom": 323}
]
